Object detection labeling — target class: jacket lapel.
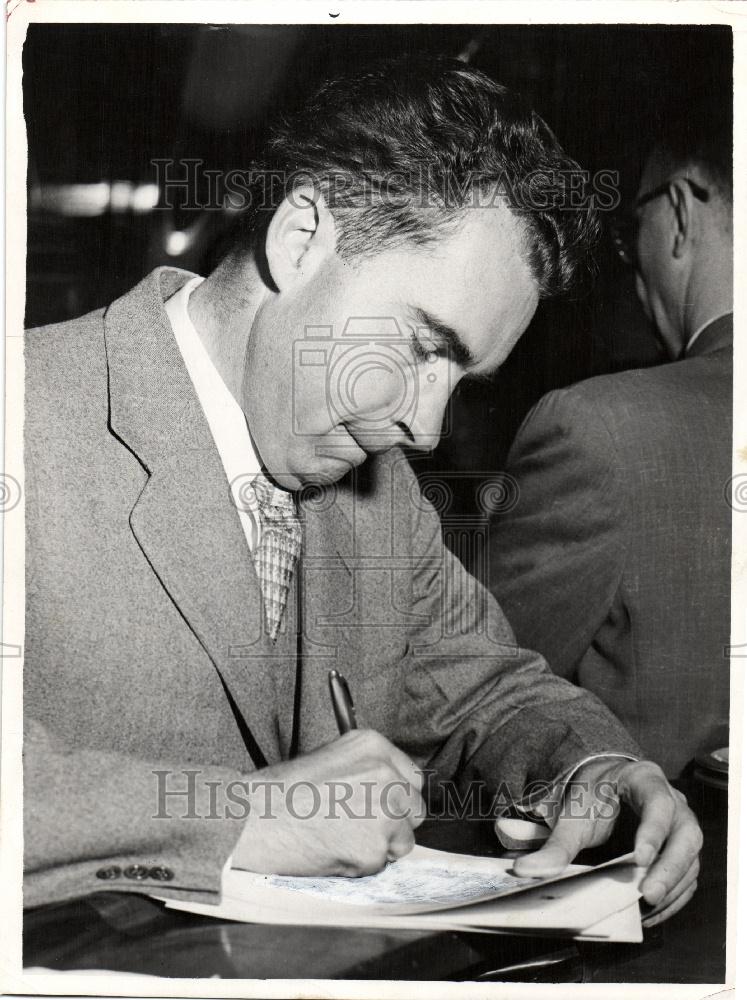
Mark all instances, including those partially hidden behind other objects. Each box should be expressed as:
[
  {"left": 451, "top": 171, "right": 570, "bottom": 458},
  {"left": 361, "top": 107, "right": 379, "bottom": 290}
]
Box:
[
  {"left": 103, "top": 268, "right": 282, "bottom": 768},
  {"left": 686, "top": 313, "right": 733, "bottom": 358}
]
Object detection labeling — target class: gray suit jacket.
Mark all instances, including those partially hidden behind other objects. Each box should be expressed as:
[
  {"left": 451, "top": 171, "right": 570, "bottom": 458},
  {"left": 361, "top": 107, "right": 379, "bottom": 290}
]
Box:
[
  {"left": 487, "top": 317, "right": 732, "bottom": 777},
  {"left": 24, "top": 267, "right": 640, "bottom": 907}
]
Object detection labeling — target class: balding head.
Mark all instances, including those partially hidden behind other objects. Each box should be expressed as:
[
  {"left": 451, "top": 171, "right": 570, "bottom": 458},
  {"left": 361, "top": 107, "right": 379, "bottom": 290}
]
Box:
[{"left": 633, "top": 93, "right": 733, "bottom": 358}]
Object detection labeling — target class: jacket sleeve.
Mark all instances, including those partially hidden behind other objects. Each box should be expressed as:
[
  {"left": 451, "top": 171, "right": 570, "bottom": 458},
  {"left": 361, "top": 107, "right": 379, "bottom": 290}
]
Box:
[
  {"left": 486, "top": 388, "right": 629, "bottom": 680},
  {"left": 390, "top": 448, "right": 639, "bottom": 805},
  {"left": 23, "top": 717, "right": 248, "bottom": 908}
]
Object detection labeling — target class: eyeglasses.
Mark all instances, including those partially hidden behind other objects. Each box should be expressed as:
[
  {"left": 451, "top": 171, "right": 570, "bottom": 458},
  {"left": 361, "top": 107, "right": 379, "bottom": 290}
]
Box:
[{"left": 610, "top": 176, "right": 710, "bottom": 269}]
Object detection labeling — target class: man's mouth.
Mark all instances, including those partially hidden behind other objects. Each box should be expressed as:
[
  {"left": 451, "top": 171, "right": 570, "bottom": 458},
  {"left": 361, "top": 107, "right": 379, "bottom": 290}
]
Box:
[
  {"left": 344, "top": 422, "right": 404, "bottom": 455},
  {"left": 314, "top": 426, "right": 369, "bottom": 466}
]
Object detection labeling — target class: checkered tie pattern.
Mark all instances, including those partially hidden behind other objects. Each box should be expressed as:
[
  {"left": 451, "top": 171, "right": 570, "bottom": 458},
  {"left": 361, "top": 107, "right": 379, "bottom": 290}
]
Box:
[{"left": 250, "top": 471, "right": 303, "bottom": 642}]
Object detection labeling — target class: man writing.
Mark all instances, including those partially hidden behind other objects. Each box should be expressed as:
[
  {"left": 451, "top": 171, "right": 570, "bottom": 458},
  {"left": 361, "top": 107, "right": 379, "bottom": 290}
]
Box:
[{"left": 25, "top": 56, "right": 700, "bottom": 926}]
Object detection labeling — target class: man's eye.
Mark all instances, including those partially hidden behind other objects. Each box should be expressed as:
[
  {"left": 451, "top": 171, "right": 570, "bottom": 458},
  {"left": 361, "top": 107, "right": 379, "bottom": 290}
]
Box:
[{"left": 410, "top": 332, "right": 439, "bottom": 364}]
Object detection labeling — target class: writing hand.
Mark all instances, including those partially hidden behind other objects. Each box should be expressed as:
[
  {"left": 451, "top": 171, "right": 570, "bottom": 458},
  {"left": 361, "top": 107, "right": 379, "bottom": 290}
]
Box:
[{"left": 232, "top": 729, "right": 425, "bottom": 877}]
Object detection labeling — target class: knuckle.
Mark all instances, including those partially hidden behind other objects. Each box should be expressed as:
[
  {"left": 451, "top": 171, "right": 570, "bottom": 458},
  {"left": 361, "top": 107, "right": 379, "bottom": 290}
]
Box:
[
  {"left": 410, "top": 798, "right": 427, "bottom": 829},
  {"left": 633, "top": 759, "right": 665, "bottom": 779},
  {"left": 409, "top": 766, "right": 424, "bottom": 791},
  {"left": 342, "top": 728, "right": 365, "bottom": 749},
  {"left": 354, "top": 859, "right": 378, "bottom": 877},
  {"left": 358, "top": 728, "right": 380, "bottom": 750},
  {"left": 617, "top": 760, "right": 638, "bottom": 784},
  {"left": 359, "top": 845, "right": 388, "bottom": 876},
  {"left": 394, "top": 804, "right": 415, "bottom": 829},
  {"left": 677, "top": 808, "right": 703, "bottom": 849},
  {"left": 691, "top": 821, "right": 705, "bottom": 852},
  {"left": 690, "top": 832, "right": 704, "bottom": 858},
  {"left": 391, "top": 827, "right": 415, "bottom": 856},
  {"left": 337, "top": 860, "right": 362, "bottom": 877},
  {"left": 374, "top": 762, "right": 395, "bottom": 786}
]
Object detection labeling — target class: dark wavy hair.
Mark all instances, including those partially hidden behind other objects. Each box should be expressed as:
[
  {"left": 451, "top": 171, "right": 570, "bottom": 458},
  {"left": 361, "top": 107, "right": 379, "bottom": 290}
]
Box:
[{"left": 231, "top": 54, "right": 600, "bottom": 298}]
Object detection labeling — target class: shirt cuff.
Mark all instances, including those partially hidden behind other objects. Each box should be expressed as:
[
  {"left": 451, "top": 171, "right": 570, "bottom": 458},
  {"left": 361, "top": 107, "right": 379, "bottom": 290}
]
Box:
[{"left": 506, "top": 752, "right": 640, "bottom": 823}]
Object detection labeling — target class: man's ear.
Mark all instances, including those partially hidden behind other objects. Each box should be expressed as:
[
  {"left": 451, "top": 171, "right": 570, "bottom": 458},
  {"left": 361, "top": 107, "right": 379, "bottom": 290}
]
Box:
[
  {"left": 264, "top": 184, "right": 337, "bottom": 291},
  {"left": 668, "top": 180, "right": 692, "bottom": 259}
]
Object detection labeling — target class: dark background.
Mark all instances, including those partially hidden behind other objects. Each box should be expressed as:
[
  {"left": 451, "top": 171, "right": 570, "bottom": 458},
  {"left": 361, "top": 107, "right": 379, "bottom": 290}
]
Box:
[{"left": 23, "top": 23, "right": 732, "bottom": 541}]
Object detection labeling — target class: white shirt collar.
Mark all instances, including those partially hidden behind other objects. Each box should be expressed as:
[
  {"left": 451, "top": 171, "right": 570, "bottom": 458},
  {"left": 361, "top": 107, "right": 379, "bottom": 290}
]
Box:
[{"left": 165, "top": 275, "right": 260, "bottom": 551}]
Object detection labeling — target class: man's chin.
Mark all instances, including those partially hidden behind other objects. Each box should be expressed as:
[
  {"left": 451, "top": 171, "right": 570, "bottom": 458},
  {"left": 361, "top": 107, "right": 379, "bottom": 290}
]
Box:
[{"left": 293, "top": 452, "right": 368, "bottom": 489}]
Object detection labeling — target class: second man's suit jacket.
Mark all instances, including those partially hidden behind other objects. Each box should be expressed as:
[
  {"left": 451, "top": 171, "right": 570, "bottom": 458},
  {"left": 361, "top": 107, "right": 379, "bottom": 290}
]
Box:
[
  {"left": 24, "top": 267, "right": 640, "bottom": 907},
  {"left": 487, "top": 317, "right": 732, "bottom": 777}
]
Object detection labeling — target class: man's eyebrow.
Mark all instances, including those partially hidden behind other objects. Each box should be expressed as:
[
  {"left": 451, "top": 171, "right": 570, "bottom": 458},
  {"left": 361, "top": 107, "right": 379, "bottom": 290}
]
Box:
[{"left": 411, "top": 307, "right": 475, "bottom": 368}]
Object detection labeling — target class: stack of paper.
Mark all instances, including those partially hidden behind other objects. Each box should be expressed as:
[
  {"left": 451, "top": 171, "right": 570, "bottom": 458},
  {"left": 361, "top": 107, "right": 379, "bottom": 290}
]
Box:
[{"left": 160, "top": 847, "right": 644, "bottom": 942}]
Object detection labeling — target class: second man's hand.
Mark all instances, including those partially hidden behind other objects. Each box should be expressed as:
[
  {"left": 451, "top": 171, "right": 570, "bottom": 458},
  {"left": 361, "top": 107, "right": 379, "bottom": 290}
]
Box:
[{"left": 232, "top": 729, "right": 425, "bottom": 877}]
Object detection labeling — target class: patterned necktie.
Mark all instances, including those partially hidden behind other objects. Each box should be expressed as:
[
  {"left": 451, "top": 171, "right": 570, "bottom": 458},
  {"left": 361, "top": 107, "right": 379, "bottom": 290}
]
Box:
[{"left": 249, "top": 471, "right": 303, "bottom": 642}]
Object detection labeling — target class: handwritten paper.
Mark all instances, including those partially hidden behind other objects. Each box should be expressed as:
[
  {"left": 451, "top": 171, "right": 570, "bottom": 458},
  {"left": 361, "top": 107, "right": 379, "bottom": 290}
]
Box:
[{"left": 263, "top": 857, "right": 531, "bottom": 907}]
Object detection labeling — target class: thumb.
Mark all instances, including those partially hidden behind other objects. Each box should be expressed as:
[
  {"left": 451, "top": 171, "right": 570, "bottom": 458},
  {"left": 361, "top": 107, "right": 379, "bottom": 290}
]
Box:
[{"left": 512, "top": 817, "right": 586, "bottom": 877}]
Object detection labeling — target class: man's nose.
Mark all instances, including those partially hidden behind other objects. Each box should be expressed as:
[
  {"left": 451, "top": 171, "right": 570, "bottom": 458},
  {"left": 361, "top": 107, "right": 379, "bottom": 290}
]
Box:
[{"left": 406, "top": 364, "right": 453, "bottom": 453}]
